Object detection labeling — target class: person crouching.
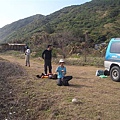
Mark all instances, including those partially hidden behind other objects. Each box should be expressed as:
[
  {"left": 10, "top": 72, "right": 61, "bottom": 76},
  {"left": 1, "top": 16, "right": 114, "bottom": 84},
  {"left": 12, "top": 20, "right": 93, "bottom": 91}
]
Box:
[{"left": 56, "top": 59, "right": 72, "bottom": 86}]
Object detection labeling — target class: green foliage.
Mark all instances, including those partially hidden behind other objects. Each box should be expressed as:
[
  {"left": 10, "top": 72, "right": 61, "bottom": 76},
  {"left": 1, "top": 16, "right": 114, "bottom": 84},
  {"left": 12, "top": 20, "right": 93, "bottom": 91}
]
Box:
[
  {"left": 33, "top": 50, "right": 43, "bottom": 58},
  {"left": 52, "top": 49, "right": 57, "bottom": 58},
  {"left": 108, "top": 8, "right": 120, "bottom": 18},
  {"left": 43, "top": 24, "right": 55, "bottom": 34}
]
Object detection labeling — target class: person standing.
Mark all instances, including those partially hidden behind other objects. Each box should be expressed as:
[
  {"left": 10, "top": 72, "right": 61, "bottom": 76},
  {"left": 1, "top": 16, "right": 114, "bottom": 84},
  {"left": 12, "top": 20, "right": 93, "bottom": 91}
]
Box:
[
  {"left": 42, "top": 45, "right": 52, "bottom": 75},
  {"left": 25, "top": 46, "right": 30, "bottom": 67}
]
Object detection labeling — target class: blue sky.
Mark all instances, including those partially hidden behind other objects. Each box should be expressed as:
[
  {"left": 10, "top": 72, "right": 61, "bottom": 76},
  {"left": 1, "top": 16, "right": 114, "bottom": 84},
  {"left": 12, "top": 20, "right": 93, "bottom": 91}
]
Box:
[{"left": 0, "top": 0, "right": 91, "bottom": 28}]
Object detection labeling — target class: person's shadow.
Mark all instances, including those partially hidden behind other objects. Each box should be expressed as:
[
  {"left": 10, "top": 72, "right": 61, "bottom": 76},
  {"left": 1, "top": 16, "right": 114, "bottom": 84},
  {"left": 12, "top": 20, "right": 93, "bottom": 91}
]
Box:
[
  {"left": 69, "top": 76, "right": 92, "bottom": 88},
  {"left": 69, "top": 84, "right": 92, "bottom": 88}
]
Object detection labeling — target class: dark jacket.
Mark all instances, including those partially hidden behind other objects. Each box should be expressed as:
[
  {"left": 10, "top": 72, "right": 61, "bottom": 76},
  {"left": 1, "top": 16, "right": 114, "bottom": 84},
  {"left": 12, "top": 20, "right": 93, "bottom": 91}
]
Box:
[{"left": 42, "top": 50, "right": 52, "bottom": 60}]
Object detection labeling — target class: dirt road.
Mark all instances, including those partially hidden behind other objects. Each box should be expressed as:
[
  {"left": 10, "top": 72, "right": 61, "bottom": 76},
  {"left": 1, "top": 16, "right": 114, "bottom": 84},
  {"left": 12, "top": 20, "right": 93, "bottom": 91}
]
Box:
[
  {"left": 0, "top": 54, "right": 101, "bottom": 80},
  {"left": 0, "top": 54, "right": 120, "bottom": 120}
]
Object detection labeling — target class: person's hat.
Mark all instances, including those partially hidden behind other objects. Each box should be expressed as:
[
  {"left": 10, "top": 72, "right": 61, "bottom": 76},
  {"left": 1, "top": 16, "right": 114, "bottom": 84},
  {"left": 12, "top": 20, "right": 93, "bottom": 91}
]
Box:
[{"left": 59, "top": 59, "right": 65, "bottom": 63}]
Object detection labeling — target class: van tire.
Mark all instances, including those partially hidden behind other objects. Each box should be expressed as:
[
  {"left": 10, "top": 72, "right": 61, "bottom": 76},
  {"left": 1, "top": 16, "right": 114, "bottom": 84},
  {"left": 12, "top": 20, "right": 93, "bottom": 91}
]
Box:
[
  {"left": 110, "top": 66, "right": 120, "bottom": 82},
  {"left": 104, "top": 70, "right": 110, "bottom": 76}
]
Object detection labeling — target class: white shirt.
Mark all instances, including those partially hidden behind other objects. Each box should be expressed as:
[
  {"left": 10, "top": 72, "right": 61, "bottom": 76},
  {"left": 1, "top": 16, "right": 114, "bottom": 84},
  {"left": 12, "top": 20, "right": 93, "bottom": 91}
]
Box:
[{"left": 26, "top": 49, "right": 30, "bottom": 55}]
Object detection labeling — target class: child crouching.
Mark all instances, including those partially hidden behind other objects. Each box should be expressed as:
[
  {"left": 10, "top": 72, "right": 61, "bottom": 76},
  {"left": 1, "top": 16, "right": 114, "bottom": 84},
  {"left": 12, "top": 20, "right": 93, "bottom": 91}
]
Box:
[{"left": 56, "top": 59, "right": 72, "bottom": 86}]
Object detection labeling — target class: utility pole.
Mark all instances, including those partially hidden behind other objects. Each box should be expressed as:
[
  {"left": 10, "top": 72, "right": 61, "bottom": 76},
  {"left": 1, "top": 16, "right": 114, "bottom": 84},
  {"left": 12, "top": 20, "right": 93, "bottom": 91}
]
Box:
[{"left": 84, "top": 32, "right": 88, "bottom": 62}]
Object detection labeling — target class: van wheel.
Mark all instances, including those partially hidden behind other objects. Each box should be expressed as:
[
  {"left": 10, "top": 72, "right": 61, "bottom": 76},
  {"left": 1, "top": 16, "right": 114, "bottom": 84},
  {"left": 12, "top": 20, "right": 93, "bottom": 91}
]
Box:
[{"left": 110, "top": 66, "right": 120, "bottom": 82}]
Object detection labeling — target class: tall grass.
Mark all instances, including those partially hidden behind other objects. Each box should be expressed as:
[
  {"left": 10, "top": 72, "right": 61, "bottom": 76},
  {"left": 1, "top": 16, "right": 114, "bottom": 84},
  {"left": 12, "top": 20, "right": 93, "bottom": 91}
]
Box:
[
  {"left": 0, "top": 50, "right": 105, "bottom": 67},
  {"left": 52, "top": 56, "right": 104, "bottom": 67}
]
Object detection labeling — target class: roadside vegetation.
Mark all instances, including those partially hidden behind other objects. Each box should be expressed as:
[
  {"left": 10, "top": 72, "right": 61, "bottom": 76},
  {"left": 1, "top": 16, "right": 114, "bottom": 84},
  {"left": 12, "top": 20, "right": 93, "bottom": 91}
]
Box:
[{"left": 1, "top": 50, "right": 105, "bottom": 67}]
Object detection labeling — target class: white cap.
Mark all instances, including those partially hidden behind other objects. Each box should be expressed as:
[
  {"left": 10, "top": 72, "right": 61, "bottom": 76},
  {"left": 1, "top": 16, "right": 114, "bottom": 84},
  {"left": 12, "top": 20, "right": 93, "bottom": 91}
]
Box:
[{"left": 59, "top": 59, "right": 65, "bottom": 63}]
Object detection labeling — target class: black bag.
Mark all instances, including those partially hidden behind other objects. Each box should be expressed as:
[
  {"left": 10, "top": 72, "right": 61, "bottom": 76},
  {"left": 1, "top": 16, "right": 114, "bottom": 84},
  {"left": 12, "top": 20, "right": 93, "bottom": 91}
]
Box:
[
  {"left": 64, "top": 76, "right": 73, "bottom": 81},
  {"left": 51, "top": 74, "right": 57, "bottom": 79}
]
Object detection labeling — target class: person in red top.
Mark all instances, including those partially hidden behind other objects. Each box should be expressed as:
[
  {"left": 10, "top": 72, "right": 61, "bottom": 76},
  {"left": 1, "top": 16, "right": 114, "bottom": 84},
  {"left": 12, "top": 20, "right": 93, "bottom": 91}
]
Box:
[{"left": 42, "top": 45, "right": 52, "bottom": 75}]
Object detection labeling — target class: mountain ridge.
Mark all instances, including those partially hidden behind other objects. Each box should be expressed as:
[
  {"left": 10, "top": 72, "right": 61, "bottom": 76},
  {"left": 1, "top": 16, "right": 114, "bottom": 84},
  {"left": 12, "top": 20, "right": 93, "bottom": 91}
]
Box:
[{"left": 0, "top": 0, "right": 119, "bottom": 45}]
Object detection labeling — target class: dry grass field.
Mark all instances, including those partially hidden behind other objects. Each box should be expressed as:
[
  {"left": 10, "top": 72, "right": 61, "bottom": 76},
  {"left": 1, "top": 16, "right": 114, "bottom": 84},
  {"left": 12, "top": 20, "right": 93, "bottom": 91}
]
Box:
[{"left": 0, "top": 54, "right": 120, "bottom": 120}]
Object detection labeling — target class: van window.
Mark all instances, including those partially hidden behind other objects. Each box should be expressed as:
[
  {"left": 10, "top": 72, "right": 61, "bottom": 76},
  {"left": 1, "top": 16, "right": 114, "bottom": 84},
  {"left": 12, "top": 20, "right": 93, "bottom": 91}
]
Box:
[{"left": 110, "top": 42, "right": 120, "bottom": 53}]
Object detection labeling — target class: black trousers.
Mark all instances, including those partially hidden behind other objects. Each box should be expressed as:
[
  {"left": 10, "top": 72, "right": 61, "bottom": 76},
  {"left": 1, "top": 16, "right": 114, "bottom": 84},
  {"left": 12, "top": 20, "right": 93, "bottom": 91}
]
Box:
[
  {"left": 44, "top": 59, "right": 52, "bottom": 74},
  {"left": 57, "top": 76, "right": 73, "bottom": 86}
]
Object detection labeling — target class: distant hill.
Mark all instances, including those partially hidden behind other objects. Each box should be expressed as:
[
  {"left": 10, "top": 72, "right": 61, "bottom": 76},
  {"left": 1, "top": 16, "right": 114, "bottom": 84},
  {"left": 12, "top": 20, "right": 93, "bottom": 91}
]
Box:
[
  {"left": 0, "top": 0, "right": 119, "bottom": 47},
  {"left": 0, "top": 14, "right": 45, "bottom": 43}
]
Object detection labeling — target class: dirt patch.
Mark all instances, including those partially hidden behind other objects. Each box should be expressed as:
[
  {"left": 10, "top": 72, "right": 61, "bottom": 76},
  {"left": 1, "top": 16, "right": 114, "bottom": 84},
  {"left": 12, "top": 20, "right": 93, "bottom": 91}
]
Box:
[
  {"left": 0, "top": 58, "right": 27, "bottom": 119},
  {"left": 0, "top": 59, "right": 26, "bottom": 79}
]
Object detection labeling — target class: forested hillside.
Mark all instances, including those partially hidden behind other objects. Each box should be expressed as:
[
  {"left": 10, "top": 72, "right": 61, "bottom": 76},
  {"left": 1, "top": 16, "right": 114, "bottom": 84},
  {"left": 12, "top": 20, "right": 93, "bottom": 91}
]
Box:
[
  {"left": 0, "top": 0, "right": 119, "bottom": 57},
  {"left": 0, "top": 14, "right": 45, "bottom": 42}
]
